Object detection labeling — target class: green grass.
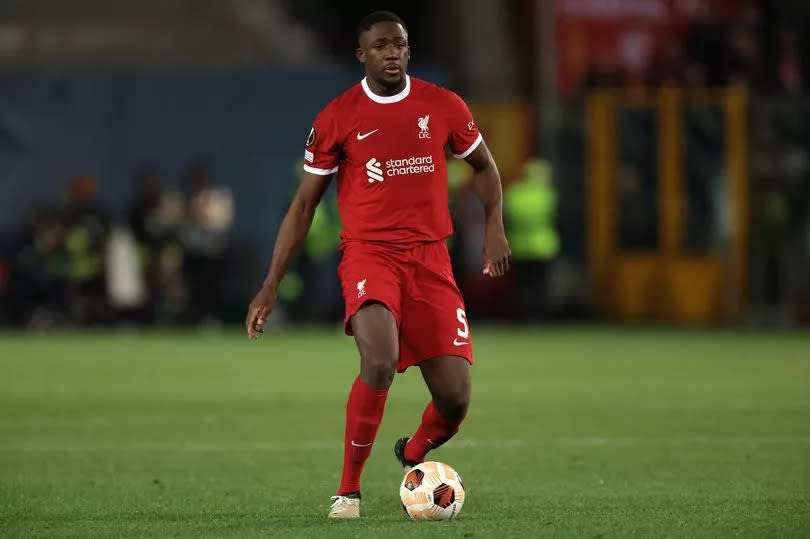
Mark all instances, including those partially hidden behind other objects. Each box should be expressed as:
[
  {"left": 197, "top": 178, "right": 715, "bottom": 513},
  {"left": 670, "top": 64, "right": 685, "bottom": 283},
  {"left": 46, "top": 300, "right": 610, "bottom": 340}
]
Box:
[{"left": 1, "top": 326, "right": 809, "bottom": 537}]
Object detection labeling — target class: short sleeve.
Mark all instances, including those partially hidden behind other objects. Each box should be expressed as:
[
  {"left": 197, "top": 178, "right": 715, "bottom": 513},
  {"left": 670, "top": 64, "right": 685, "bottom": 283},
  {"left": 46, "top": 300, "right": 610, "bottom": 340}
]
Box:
[
  {"left": 303, "top": 105, "right": 341, "bottom": 175},
  {"left": 445, "top": 91, "right": 483, "bottom": 159}
]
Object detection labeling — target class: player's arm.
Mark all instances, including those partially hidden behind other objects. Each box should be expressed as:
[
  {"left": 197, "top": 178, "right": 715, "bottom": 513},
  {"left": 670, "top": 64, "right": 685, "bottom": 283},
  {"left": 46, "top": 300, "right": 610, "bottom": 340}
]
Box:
[
  {"left": 246, "top": 170, "right": 332, "bottom": 338},
  {"left": 465, "top": 141, "right": 511, "bottom": 277}
]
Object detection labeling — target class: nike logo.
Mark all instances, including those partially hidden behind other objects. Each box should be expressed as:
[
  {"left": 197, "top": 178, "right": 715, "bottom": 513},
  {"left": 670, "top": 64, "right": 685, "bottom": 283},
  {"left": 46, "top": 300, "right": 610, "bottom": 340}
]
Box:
[
  {"left": 356, "top": 129, "right": 379, "bottom": 140},
  {"left": 351, "top": 440, "right": 372, "bottom": 447},
  {"left": 453, "top": 339, "right": 469, "bottom": 346}
]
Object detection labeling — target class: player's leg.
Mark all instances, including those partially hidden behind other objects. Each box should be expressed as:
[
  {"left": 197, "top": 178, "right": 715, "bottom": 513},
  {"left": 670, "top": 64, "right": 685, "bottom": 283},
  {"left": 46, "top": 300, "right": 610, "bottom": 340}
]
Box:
[
  {"left": 395, "top": 241, "right": 474, "bottom": 466},
  {"left": 331, "top": 302, "right": 399, "bottom": 518},
  {"left": 331, "top": 245, "right": 404, "bottom": 518},
  {"left": 336, "top": 302, "right": 398, "bottom": 496},
  {"left": 402, "top": 355, "right": 470, "bottom": 464}
]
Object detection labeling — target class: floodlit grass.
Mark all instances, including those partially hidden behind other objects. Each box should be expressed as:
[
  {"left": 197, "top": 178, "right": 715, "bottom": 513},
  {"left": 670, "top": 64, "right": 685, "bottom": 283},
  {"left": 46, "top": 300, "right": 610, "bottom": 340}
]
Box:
[{"left": 1, "top": 327, "right": 809, "bottom": 537}]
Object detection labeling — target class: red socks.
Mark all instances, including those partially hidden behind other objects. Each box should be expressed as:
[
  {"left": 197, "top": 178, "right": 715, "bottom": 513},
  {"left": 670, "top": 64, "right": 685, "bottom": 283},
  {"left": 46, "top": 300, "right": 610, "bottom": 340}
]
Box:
[
  {"left": 336, "top": 379, "right": 465, "bottom": 493},
  {"left": 337, "top": 377, "right": 389, "bottom": 495},
  {"left": 404, "top": 401, "right": 464, "bottom": 463}
]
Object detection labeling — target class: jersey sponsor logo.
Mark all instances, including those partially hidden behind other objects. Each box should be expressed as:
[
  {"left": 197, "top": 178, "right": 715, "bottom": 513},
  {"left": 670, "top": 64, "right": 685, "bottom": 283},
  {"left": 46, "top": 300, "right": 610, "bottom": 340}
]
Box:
[
  {"left": 357, "top": 279, "right": 367, "bottom": 298},
  {"left": 356, "top": 129, "right": 379, "bottom": 141},
  {"left": 304, "top": 149, "right": 314, "bottom": 163},
  {"left": 366, "top": 154, "right": 436, "bottom": 182},
  {"left": 366, "top": 158, "right": 384, "bottom": 183},
  {"left": 418, "top": 115, "right": 431, "bottom": 139},
  {"left": 385, "top": 155, "right": 435, "bottom": 176},
  {"left": 306, "top": 127, "right": 316, "bottom": 147}
]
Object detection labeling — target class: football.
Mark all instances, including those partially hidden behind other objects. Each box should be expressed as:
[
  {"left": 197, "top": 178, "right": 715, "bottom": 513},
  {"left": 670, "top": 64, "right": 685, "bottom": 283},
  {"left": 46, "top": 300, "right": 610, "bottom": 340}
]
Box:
[{"left": 399, "top": 461, "right": 465, "bottom": 520}]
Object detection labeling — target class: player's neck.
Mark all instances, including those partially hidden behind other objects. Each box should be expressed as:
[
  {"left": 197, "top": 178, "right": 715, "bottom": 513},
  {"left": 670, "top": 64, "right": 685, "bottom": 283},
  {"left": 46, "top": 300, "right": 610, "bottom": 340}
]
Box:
[{"left": 365, "top": 76, "right": 407, "bottom": 97}]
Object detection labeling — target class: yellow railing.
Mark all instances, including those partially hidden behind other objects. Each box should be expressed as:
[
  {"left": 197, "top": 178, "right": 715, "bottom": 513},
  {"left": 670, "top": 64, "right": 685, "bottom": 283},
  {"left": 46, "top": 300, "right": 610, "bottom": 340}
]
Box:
[{"left": 586, "top": 85, "right": 749, "bottom": 323}]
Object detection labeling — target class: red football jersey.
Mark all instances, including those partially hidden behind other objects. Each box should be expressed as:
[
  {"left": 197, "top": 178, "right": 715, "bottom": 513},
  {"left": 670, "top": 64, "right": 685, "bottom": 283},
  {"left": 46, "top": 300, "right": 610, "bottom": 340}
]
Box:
[{"left": 303, "top": 75, "right": 482, "bottom": 246}]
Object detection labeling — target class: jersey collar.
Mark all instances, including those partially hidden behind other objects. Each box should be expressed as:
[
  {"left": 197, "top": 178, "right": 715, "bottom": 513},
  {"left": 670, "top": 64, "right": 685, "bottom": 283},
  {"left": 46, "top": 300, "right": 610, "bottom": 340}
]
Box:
[{"left": 361, "top": 75, "right": 410, "bottom": 104}]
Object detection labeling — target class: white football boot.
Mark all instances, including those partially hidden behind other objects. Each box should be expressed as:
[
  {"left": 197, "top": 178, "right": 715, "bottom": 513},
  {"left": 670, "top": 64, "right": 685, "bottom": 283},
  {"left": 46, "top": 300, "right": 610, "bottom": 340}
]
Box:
[{"left": 328, "top": 493, "right": 361, "bottom": 519}]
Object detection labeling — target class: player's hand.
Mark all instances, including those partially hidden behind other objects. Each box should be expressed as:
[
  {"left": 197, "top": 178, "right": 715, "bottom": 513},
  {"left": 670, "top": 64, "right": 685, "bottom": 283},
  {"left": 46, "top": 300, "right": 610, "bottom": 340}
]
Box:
[
  {"left": 482, "top": 222, "right": 510, "bottom": 277},
  {"left": 246, "top": 285, "right": 277, "bottom": 339}
]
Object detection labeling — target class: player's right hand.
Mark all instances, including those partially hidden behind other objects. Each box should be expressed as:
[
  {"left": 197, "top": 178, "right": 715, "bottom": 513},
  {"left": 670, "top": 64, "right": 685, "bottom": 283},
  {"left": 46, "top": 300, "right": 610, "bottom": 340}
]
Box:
[{"left": 246, "top": 286, "right": 277, "bottom": 339}]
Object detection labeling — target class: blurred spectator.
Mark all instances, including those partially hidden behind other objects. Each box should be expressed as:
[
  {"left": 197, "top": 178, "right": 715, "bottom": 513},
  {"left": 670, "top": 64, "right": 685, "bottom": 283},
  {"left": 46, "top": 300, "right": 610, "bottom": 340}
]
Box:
[
  {"left": 62, "top": 174, "right": 110, "bottom": 325},
  {"left": 583, "top": 55, "right": 626, "bottom": 90},
  {"left": 503, "top": 158, "right": 559, "bottom": 320},
  {"left": 130, "top": 165, "right": 165, "bottom": 246},
  {"left": 130, "top": 166, "right": 187, "bottom": 245},
  {"left": 128, "top": 165, "right": 187, "bottom": 324},
  {"left": 648, "top": 41, "right": 686, "bottom": 87},
  {"left": 683, "top": 14, "right": 733, "bottom": 87},
  {"left": 728, "top": 26, "right": 761, "bottom": 87},
  {"left": 9, "top": 202, "right": 70, "bottom": 327},
  {"left": 180, "top": 159, "right": 234, "bottom": 326},
  {"left": 106, "top": 223, "right": 147, "bottom": 322},
  {"left": 774, "top": 25, "right": 804, "bottom": 94},
  {"left": 727, "top": 1, "right": 763, "bottom": 86},
  {"left": 750, "top": 137, "right": 810, "bottom": 325}
]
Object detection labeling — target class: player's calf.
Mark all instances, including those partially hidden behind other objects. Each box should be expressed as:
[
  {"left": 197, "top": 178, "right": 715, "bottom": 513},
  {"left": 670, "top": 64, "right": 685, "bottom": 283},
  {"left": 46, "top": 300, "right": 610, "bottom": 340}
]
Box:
[{"left": 404, "top": 401, "right": 466, "bottom": 463}]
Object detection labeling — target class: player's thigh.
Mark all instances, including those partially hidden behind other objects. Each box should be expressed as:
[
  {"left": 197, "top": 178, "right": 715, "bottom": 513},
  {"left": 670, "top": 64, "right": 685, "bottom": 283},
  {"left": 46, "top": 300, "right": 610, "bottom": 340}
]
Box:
[
  {"left": 350, "top": 301, "right": 399, "bottom": 369},
  {"left": 340, "top": 247, "right": 404, "bottom": 386},
  {"left": 339, "top": 246, "right": 403, "bottom": 335}
]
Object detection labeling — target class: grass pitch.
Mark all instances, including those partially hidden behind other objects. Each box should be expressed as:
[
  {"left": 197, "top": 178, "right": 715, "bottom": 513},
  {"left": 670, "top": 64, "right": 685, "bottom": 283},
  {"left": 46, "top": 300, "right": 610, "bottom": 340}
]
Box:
[{"left": 1, "top": 326, "right": 809, "bottom": 537}]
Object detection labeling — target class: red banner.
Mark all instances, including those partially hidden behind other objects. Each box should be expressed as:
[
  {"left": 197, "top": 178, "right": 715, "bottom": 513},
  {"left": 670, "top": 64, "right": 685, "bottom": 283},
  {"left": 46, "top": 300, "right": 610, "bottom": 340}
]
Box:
[{"left": 556, "top": 0, "right": 739, "bottom": 94}]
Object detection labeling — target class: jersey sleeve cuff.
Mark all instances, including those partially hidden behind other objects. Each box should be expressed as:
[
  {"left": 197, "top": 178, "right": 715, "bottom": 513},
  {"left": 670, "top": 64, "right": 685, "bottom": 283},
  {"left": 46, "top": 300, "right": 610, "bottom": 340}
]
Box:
[
  {"left": 452, "top": 133, "right": 484, "bottom": 159},
  {"left": 303, "top": 164, "right": 339, "bottom": 175}
]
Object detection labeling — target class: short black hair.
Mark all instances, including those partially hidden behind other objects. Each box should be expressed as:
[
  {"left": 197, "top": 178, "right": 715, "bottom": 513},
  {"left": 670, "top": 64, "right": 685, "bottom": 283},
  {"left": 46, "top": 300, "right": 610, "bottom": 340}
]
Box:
[{"left": 357, "top": 11, "right": 407, "bottom": 41}]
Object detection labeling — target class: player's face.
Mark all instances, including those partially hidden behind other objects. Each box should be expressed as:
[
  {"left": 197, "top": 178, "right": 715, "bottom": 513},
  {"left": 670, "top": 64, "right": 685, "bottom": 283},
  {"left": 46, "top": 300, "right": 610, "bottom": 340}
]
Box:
[{"left": 357, "top": 22, "right": 410, "bottom": 92}]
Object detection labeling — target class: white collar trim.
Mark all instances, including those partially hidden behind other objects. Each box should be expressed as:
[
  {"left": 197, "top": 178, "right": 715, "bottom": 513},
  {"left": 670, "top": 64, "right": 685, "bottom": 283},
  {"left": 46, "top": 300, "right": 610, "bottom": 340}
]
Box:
[{"left": 361, "top": 75, "right": 410, "bottom": 104}]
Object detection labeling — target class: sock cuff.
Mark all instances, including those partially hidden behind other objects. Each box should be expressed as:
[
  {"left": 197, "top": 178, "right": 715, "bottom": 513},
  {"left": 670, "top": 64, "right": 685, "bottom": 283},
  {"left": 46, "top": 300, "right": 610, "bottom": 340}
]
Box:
[{"left": 354, "top": 376, "right": 390, "bottom": 398}]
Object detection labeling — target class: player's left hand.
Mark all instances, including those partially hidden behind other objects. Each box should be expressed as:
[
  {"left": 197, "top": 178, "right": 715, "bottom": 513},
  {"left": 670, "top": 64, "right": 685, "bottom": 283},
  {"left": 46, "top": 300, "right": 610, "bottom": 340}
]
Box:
[{"left": 482, "top": 222, "right": 510, "bottom": 277}]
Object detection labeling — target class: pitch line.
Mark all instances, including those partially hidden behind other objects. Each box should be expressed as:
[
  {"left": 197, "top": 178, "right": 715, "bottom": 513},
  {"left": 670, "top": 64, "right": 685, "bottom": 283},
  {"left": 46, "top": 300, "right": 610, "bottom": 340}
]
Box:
[{"left": 1, "top": 436, "right": 809, "bottom": 452}]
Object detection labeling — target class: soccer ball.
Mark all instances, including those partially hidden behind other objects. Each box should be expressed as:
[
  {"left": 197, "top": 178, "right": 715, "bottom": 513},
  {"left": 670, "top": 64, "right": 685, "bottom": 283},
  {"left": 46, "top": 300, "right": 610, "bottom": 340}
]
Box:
[{"left": 399, "top": 461, "right": 465, "bottom": 520}]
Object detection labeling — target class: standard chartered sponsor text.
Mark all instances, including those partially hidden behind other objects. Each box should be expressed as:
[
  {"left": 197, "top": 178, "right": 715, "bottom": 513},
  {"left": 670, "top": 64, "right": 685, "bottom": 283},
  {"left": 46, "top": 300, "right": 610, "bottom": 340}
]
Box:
[{"left": 385, "top": 155, "right": 435, "bottom": 176}]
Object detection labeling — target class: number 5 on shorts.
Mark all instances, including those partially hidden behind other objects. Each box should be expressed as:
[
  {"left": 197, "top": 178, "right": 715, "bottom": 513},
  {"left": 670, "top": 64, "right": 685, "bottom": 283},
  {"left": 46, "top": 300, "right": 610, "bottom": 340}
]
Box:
[{"left": 456, "top": 308, "right": 469, "bottom": 339}]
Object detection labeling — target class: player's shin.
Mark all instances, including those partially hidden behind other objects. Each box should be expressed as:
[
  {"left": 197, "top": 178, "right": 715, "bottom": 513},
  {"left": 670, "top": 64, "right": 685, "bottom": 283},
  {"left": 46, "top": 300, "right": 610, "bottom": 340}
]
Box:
[
  {"left": 403, "top": 400, "right": 465, "bottom": 463},
  {"left": 337, "top": 377, "right": 389, "bottom": 495}
]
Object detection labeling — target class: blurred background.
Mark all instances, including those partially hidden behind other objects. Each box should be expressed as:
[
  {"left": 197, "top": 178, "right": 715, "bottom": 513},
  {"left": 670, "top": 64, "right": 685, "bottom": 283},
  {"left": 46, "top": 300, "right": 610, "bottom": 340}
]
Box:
[
  {"left": 1, "top": 0, "right": 809, "bottom": 330},
  {"left": 2, "top": 3, "right": 809, "bottom": 535}
]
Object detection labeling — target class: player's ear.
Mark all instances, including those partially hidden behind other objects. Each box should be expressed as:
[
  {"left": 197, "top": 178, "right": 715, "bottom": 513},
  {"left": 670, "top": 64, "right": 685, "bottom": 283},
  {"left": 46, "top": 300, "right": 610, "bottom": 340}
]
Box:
[{"left": 356, "top": 47, "right": 365, "bottom": 64}]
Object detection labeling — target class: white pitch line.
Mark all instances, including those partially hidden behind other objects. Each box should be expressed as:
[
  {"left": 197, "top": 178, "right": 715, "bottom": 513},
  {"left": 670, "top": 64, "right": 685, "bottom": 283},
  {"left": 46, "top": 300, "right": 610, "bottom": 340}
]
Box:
[
  {"left": 551, "top": 436, "right": 810, "bottom": 446},
  {"left": 0, "top": 436, "right": 808, "bottom": 452}
]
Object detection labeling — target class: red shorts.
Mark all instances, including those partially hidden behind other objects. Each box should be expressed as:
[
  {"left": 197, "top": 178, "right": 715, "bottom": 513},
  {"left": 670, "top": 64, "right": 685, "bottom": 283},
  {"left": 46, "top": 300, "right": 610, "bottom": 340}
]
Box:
[{"left": 338, "top": 240, "right": 473, "bottom": 372}]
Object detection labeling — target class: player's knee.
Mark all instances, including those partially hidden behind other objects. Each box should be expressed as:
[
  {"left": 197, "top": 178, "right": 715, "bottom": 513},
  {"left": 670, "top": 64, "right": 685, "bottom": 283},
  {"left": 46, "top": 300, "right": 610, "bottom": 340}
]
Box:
[
  {"left": 436, "top": 392, "right": 469, "bottom": 423},
  {"left": 355, "top": 333, "right": 398, "bottom": 388},
  {"left": 352, "top": 302, "right": 399, "bottom": 388},
  {"left": 359, "top": 352, "right": 398, "bottom": 389}
]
